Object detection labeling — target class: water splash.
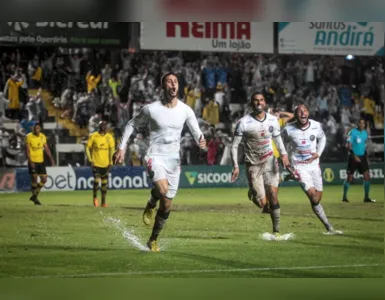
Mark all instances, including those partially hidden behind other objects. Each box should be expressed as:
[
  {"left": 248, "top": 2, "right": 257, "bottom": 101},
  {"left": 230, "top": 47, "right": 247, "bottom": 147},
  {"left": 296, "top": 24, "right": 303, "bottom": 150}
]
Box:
[
  {"left": 103, "top": 213, "right": 149, "bottom": 252},
  {"left": 261, "top": 232, "right": 295, "bottom": 241}
]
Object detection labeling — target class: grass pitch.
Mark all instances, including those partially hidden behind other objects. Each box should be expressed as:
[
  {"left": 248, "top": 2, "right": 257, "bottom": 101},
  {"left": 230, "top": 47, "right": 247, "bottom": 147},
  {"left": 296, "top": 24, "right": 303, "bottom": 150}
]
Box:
[{"left": 0, "top": 185, "right": 383, "bottom": 278}]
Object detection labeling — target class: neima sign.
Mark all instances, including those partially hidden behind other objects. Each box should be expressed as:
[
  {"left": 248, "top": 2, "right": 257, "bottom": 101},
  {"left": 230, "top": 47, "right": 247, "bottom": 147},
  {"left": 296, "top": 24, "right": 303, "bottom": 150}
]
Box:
[{"left": 0, "top": 22, "right": 129, "bottom": 47}]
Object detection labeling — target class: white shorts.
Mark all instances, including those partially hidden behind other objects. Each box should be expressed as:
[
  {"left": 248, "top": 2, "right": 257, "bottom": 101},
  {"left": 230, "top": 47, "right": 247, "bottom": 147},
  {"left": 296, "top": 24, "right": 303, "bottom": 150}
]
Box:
[
  {"left": 263, "top": 155, "right": 280, "bottom": 188},
  {"left": 144, "top": 156, "right": 181, "bottom": 199},
  {"left": 296, "top": 165, "right": 323, "bottom": 192}
]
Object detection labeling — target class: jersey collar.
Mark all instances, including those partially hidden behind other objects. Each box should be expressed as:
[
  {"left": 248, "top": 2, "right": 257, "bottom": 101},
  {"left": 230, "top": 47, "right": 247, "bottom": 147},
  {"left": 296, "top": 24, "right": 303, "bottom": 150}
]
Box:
[
  {"left": 251, "top": 112, "right": 267, "bottom": 123},
  {"left": 297, "top": 121, "right": 311, "bottom": 131}
]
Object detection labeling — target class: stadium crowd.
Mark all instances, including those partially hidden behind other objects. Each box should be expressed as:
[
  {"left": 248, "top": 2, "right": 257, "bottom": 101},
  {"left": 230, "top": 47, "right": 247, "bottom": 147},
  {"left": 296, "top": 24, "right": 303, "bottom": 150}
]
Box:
[{"left": 0, "top": 47, "right": 384, "bottom": 167}]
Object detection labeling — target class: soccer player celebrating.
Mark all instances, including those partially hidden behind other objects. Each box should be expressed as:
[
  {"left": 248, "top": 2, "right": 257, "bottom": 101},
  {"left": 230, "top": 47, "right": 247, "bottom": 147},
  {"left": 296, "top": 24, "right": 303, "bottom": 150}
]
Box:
[
  {"left": 25, "top": 123, "right": 55, "bottom": 205},
  {"left": 86, "top": 121, "right": 115, "bottom": 208},
  {"left": 282, "top": 104, "right": 342, "bottom": 235},
  {"left": 262, "top": 108, "right": 294, "bottom": 214},
  {"left": 230, "top": 92, "right": 290, "bottom": 237},
  {"left": 342, "top": 118, "right": 375, "bottom": 203},
  {"left": 114, "top": 72, "right": 206, "bottom": 252}
]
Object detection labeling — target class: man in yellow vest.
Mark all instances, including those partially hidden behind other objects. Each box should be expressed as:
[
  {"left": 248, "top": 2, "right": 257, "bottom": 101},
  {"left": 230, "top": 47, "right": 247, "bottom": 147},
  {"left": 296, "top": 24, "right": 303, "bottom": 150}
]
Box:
[{"left": 262, "top": 108, "right": 294, "bottom": 214}]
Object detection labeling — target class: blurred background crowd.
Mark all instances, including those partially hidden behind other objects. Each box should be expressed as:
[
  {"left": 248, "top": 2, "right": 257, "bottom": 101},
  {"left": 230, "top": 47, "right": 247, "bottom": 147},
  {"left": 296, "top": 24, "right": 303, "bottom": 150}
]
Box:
[{"left": 0, "top": 47, "right": 384, "bottom": 168}]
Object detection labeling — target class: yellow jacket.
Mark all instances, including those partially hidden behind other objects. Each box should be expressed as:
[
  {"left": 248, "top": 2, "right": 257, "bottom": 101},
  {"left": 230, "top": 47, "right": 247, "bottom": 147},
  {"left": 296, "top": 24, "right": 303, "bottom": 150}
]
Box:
[
  {"left": 203, "top": 101, "right": 220, "bottom": 125},
  {"left": 31, "top": 67, "right": 43, "bottom": 81},
  {"left": 6, "top": 79, "right": 23, "bottom": 109},
  {"left": 363, "top": 97, "right": 375, "bottom": 115},
  {"left": 86, "top": 73, "right": 101, "bottom": 93}
]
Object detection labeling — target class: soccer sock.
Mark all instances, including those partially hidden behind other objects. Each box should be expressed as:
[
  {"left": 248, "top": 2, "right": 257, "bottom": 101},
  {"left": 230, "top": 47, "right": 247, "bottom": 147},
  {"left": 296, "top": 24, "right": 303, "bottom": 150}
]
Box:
[
  {"left": 343, "top": 181, "right": 350, "bottom": 200},
  {"left": 270, "top": 203, "right": 281, "bottom": 233},
  {"left": 148, "top": 188, "right": 161, "bottom": 208},
  {"left": 150, "top": 209, "right": 170, "bottom": 241},
  {"left": 93, "top": 177, "right": 100, "bottom": 199},
  {"left": 101, "top": 178, "right": 108, "bottom": 205},
  {"left": 364, "top": 181, "right": 370, "bottom": 199},
  {"left": 31, "top": 182, "right": 38, "bottom": 196},
  {"left": 34, "top": 182, "right": 45, "bottom": 196},
  {"left": 311, "top": 202, "right": 332, "bottom": 231}
]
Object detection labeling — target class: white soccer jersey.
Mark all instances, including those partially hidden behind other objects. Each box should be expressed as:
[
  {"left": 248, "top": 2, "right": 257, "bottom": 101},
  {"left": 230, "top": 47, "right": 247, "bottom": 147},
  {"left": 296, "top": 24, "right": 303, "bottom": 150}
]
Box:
[
  {"left": 235, "top": 113, "right": 281, "bottom": 165},
  {"left": 120, "top": 100, "right": 203, "bottom": 158},
  {"left": 282, "top": 120, "right": 325, "bottom": 167}
]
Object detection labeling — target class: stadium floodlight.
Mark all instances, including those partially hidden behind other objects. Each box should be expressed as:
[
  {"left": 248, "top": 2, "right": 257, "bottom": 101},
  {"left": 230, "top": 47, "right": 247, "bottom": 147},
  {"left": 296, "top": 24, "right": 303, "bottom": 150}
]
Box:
[{"left": 346, "top": 54, "right": 355, "bottom": 60}]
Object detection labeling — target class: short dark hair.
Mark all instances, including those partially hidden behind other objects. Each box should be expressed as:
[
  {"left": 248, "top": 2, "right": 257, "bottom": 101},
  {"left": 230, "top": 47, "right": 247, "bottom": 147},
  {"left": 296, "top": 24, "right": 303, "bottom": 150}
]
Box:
[
  {"left": 249, "top": 91, "right": 264, "bottom": 102},
  {"left": 161, "top": 72, "right": 178, "bottom": 89},
  {"left": 359, "top": 118, "right": 366, "bottom": 124}
]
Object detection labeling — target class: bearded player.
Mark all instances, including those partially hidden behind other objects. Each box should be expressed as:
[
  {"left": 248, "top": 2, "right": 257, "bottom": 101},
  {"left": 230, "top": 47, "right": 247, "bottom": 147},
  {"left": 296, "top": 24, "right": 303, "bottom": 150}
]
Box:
[
  {"left": 230, "top": 92, "right": 290, "bottom": 237},
  {"left": 114, "top": 72, "right": 206, "bottom": 252},
  {"left": 282, "top": 104, "right": 342, "bottom": 235}
]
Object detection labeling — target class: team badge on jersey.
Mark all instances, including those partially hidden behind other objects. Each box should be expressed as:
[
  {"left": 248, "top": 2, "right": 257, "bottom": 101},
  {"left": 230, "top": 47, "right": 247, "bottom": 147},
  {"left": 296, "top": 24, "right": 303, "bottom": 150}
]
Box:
[
  {"left": 269, "top": 126, "right": 274, "bottom": 133},
  {"left": 310, "top": 135, "right": 315, "bottom": 141}
]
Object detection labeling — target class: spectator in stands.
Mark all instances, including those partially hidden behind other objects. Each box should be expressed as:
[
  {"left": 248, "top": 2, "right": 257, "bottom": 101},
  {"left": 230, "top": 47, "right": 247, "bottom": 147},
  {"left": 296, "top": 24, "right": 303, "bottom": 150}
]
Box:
[
  {"left": 18, "top": 110, "right": 37, "bottom": 135},
  {"left": 88, "top": 112, "right": 103, "bottom": 134},
  {"left": 86, "top": 71, "right": 101, "bottom": 94},
  {"left": 5, "top": 133, "right": 27, "bottom": 167},
  {"left": 101, "top": 64, "right": 112, "bottom": 87},
  {"left": 317, "top": 90, "right": 329, "bottom": 120},
  {"left": 109, "top": 74, "right": 122, "bottom": 99},
  {"left": 362, "top": 94, "right": 376, "bottom": 129},
  {"left": 180, "top": 132, "right": 193, "bottom": 165},
  {"left": 28, "top": 55, "right": 43, "bottom": 89},
  {"left": 4, "top": 73, "right": 23, "bottom": 120},
  {"left": 0, "top": 91, "right": 9, "bottom": 119},
  {"left": 121, "top": 50, "right": 132, "bottom": 72},
  {"left": 341, "top": 106, "right": 353, "bottom": 135},
  {"left": 185, "top": 86, "right": 198, "bottom": 110},
  {"left": 374, "top": 106, "right": 384, "bottom": 130},
  {"left": 104, "top": 96, "right": 119, "bottom": 128},
  {"left": 202, "top": 61, "right": 216, "bottom": 99},
  {"left": 202, "top": 98, "right": 220, "bottom": 126},
  {"left": 41, "top": 52, "right": 56, "bottom": 89},
  {"left": 69, "top": 53, "right": 85, "bottom": 91},
  {"left": 72, "top": 93, "right": 91, "bottom": 128},
  {"left": 207, "top": 129, "right": 223, "bottom": 165},
  {"left": 52, "top": 56, "right": 70, "bottom": 99},
  {"left": 214, "top": 83, "right": 225, "bottom": 114}
]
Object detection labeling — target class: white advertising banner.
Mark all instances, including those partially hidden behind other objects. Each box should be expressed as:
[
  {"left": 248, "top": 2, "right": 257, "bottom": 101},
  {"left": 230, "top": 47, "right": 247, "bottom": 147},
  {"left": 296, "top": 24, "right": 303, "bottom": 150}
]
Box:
[
  {"left": 279, "top": 22, "right": 384, "bottom": 56},
  {"left": 141, "top": 22, "right": 274, "bottom": 53}
]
